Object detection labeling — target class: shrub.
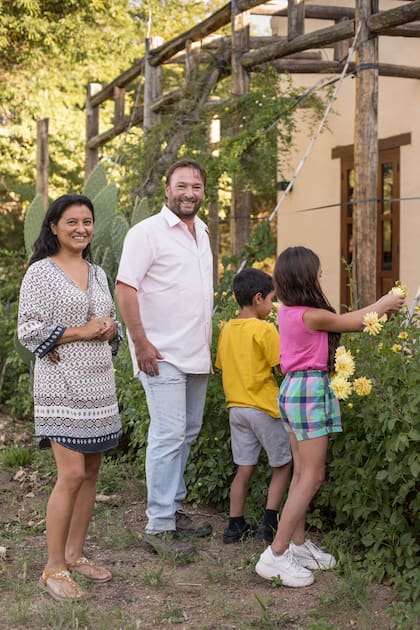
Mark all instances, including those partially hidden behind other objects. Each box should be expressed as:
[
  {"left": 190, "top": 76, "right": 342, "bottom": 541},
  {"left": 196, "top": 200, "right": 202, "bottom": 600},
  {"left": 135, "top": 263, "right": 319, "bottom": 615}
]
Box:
[{"left": 310, "top": 305, "right": 419, "bottom": 604}]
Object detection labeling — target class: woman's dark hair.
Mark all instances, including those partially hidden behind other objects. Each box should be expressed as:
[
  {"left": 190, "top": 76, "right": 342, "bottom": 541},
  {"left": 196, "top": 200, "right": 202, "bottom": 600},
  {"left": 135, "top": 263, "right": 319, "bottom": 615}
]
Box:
[
  {"left": 29, "top": 194, "right": 95, "bottom": 266},
  {"left": 233, "top": 267, "right": 274, "bottom": 308},
  {"left": 274, "top": 246, "right": 340, "bottom": 371}
]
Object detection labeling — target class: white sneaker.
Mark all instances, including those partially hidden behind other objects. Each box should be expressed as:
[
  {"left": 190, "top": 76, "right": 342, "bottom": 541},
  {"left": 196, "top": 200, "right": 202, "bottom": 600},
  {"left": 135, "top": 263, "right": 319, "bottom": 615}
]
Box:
[
  {"left": 255, "top": 546, "right": 315, "bottom": 587},
  {"left": 290, "top": 539, "right": 337, "bottom": 570}
]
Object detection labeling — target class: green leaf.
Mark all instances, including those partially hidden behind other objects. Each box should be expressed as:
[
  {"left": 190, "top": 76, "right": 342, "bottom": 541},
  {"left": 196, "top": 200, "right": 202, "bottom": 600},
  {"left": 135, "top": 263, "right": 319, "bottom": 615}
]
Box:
[{"left": 111, "top": 213, "right": 129, "bottom": 263}]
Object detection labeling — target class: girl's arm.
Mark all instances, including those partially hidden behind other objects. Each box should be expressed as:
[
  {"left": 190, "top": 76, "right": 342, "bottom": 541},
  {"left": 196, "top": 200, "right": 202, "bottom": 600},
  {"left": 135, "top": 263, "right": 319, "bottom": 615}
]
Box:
[{"left": 303, "top": 293, "right": 405, "bottom": 333}]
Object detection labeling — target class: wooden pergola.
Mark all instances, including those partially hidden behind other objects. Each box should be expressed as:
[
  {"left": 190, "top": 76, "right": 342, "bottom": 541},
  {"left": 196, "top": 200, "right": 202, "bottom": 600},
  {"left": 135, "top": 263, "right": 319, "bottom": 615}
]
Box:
[{"left": 83, "top": 0, "right": 420, "bottom": 304}]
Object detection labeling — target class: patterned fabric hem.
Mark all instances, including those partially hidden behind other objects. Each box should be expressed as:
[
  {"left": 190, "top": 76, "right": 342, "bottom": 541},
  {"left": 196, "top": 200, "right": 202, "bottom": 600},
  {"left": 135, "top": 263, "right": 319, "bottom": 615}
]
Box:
[
  {"left": 35, "top": 325, "right": 66, "bottom": 358},
  {"left": 37, "top": 430, "right": 122, "bottom": 453}
]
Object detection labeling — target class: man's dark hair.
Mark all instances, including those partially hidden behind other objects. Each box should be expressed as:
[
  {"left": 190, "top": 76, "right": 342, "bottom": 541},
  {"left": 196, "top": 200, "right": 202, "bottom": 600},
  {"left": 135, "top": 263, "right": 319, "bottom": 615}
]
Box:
[
  {"left": 233, "top": 267, "right": 274, "bottom": 308},
  {"left": 165, "top": 158, "right": 206, "bottom": 187}
]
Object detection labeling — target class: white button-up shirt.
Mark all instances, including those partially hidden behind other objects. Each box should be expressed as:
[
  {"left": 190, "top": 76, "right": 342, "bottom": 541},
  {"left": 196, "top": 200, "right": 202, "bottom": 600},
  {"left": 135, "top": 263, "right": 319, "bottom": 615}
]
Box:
[{"left": 116, "top": 205, "right": 213, "bottom": 375}]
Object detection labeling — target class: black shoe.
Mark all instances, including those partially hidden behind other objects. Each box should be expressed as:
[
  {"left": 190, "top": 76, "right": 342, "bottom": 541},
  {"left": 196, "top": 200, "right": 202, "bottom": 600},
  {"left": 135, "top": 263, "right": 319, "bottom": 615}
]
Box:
[
  {"left": 254, "top": 522, "right": 277, "bottom": 543},
  {"left": 223, "top": 522, "right": 253, "bottom": 544},
  {"left": 176, "top": 511, "right": 213, "bottom": 538},
  {"left": 142, "top": 531, "right": 196, "bottom": 559}
]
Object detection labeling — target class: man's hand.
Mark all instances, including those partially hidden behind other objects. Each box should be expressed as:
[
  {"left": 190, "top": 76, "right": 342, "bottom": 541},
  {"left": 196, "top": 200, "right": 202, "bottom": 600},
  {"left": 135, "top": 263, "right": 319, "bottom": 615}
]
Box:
[{"left": 135, "top": 339, "right": 163, "bottom": 376}]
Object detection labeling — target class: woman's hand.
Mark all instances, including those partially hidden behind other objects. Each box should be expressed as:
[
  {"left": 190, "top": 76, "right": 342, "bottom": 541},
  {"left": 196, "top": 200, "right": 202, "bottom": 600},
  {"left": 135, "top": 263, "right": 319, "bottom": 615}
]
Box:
[
  {"left": 80, "top": 317, "right": 108, "bottom": 340},
  {"left": 98, "top": 317, "right": 117, "bottom": 342}
]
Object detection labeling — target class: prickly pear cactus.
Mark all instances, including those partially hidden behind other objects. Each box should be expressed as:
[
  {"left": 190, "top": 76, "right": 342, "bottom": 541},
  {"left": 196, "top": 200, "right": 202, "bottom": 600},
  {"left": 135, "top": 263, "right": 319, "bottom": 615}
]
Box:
[
  {"left": 24, "top": 194, "right": 45, "bottom": 257},
  {"left": 131, "top": 196, "right": 149, "bottom": 226},
  {"left": 83, "top": 163, "right": 108, "bottom": 201}
]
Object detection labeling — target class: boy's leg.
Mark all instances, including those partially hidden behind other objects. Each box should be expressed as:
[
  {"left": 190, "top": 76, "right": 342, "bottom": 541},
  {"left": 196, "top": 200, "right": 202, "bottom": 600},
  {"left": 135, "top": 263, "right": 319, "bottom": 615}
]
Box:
[
  {"left": 266, "top": 463, "right": 292, "bottom": 511},
  {"left": 230, "top": 464, "right": 256, "bottom": 517}
]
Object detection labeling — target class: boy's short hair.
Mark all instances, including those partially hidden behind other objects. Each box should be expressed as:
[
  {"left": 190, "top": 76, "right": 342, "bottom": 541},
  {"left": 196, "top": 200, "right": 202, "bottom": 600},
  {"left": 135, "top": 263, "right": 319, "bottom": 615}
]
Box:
[{"left": 233, "top": 267, "right": 274, "bottom": 308}]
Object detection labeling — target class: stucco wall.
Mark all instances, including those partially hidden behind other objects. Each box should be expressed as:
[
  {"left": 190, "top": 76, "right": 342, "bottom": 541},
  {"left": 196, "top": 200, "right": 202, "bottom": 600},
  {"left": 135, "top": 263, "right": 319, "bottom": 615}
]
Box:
[{"left": 272, "top": 0, "right": 420, "bottom": 311}]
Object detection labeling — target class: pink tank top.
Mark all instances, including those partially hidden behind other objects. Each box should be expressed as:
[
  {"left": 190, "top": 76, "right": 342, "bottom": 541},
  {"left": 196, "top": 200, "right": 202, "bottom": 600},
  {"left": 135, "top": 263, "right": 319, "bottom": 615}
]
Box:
[{"left": 278, "top": 305, "right": 328, "bottom": 374}]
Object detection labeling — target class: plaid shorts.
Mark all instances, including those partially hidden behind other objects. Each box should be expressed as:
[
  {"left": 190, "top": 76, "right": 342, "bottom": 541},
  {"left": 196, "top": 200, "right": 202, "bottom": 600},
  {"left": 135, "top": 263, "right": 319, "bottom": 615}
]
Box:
[{"left": 278, "top": 370, "right": 342, "bottom": 441}]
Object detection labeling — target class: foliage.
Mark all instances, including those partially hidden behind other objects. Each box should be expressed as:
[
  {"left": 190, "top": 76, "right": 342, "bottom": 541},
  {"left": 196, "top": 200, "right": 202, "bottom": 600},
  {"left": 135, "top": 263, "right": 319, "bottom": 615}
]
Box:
[{"left": 309, "top": 306, "right": 420, "bottom": 605}]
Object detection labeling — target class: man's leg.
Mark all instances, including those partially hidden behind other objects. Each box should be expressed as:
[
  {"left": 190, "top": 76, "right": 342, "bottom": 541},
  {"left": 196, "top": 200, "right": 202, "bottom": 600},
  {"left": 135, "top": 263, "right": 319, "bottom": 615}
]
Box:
[
  {"left": 140, "top": 362, "right": 188, "bottom": 533},
  {"left": 174, "top": 373, "right": 208, "bottom": 510}
]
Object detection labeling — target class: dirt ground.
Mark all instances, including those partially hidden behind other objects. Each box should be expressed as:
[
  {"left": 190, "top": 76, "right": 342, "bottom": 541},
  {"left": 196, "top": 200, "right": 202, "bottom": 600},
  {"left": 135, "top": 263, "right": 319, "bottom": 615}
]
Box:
[{"left": 0, "top": 414, "right": 397, "bottom": 630}]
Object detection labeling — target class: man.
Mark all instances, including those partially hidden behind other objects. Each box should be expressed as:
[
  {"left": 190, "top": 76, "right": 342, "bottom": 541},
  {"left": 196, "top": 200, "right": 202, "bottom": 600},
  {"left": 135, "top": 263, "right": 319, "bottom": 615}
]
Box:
[{"left": 116, "top": 158, "right": 213, "bottom": 557}]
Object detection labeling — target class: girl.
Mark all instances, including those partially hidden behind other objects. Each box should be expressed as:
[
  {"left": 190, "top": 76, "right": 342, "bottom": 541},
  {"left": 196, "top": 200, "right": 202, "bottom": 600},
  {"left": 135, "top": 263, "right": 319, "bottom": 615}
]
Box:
[
  {"left": 255, "top": 246, "right": 404, "bottom": 588},
  {"left": 18, "top": 194, "right": 122, "bottom": 601}
]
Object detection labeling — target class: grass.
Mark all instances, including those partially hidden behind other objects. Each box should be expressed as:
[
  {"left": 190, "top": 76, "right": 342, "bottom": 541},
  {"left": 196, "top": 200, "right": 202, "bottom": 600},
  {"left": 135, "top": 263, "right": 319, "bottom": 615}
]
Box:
[{"left": 0, "top": 453, "right": 412, "bottom": 630}]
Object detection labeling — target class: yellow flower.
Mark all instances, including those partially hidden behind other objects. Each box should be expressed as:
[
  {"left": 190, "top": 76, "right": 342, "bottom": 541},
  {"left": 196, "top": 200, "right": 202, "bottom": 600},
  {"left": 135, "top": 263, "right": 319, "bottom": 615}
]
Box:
[
  {"left": 335, "top": 346, "right": 347, "bottom": 357},
  {"left": 197, "top": 482, "right": 202, "bottom": 487},
  {"left": 334, "top": 351, "right": 355, "bottom": 379},
  {"left": 329, "top": 375, "right": 352, "bottom": 400},
  {"left": 353, "top": 377, "right": 372, "bottom": 397},
  {"left": 379, "top": 314, "right": 388, "bottom": 324},
  {"left": 363, "top": 312, "right": 384, "bottom": 336},
  {"left": 378, "top": 342, "right": 383, "bottom": 351},
  {"left": 389, "top": 282, "right": 408, "bottom": 298},
  {"left": 392, "top": 344, "right": 402, "bottom": 353},
  {"left": 347, "top": 402, "right": 353, "bottom": 408},
  {"left": 398, "top": 331, "right": 408, "bottom": 340}
]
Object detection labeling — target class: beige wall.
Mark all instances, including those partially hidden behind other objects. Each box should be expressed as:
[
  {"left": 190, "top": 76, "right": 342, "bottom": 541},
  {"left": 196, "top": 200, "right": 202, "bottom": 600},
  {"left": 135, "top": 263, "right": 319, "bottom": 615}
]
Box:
[{"left": 273, "top": 0, "right": 420, "bottom": 311}]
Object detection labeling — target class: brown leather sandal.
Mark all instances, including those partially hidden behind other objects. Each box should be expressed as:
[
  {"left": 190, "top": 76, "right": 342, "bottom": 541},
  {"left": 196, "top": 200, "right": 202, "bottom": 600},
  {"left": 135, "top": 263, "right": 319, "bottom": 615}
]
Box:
[
  {"left": 67, "top": 556, "right": 112, "bottom": 583},
  {"left": 39, "top": 569, "right": 84, "bottom": 601}
]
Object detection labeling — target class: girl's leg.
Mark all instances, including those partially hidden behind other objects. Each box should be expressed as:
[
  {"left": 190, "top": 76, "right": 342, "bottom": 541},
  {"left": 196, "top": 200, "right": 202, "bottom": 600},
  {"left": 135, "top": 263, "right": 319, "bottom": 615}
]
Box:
[{"left": 271, "top": 434, "right": 328, "bottom": 555}]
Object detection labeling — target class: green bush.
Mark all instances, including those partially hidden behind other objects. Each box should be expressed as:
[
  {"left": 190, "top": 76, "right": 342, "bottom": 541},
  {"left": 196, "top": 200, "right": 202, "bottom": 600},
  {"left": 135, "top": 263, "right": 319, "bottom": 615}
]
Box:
[{"left": 310, "top": 305, "right": 419, "bottom": 604}]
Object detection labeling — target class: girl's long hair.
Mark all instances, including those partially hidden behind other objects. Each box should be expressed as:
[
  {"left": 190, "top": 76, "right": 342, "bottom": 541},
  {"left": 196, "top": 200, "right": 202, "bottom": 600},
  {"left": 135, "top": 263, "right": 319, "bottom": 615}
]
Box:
[
  {"left": 274, "top": 246, "right": 340, "bottom": 372},
  {"left": 29, "top": 194, "right": 95, "bottom": 266}
]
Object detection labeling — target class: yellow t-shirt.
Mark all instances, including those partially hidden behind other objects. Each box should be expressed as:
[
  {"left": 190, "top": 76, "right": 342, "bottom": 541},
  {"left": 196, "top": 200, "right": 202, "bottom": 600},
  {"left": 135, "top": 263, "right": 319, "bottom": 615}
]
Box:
[{"left": 215, "top": 318, "right": 280, "bottom": 418}]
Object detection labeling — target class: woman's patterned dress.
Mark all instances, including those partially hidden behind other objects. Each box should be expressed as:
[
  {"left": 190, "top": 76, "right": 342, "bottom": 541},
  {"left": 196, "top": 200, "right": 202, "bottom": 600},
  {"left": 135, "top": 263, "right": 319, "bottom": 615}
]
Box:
[{"left": 18, "top": 258, "right": 121, "bottom": 453}]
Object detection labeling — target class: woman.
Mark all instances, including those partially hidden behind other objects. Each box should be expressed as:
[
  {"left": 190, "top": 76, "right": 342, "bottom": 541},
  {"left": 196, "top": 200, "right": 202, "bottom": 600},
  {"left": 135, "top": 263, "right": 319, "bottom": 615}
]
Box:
[{"left": 18, "top": 194, "right": 122, "bottom": 601}]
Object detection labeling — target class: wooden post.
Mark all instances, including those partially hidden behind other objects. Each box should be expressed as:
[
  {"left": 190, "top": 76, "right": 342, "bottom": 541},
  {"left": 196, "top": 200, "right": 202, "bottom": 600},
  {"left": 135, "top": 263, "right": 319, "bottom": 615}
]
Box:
[
  {"left": 353, "top": 0, "right": 379, "bottom": 307},
  {"left": 144, "top": 36, "right": 163, "bottom": 132},
  {"left": 208, "top": 109, "right": 220, "bottom": 287},
  {"left": 85, "top": 83, "right": 102, "bottom": 179},
  {"left": 288, "top": 0, "right": 305, "bottom": 41},
  {"left": 334, "top": 18, "right": 350, "bottom": 61},
  {"left": 114, "top": 86, "right": 125, "bottom": 127},
  {"left": 36, "top": 118, "right": 49, "bottom": 211},
  {"left": 231, "top": 0, "right": 251, "bottom": 256}
]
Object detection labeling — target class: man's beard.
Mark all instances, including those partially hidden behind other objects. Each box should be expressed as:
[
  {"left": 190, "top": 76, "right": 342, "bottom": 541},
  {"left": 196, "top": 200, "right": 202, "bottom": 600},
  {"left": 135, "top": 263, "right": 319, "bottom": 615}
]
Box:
[{"left": 172, "top": 197, "right": 201, "bottom": 218}]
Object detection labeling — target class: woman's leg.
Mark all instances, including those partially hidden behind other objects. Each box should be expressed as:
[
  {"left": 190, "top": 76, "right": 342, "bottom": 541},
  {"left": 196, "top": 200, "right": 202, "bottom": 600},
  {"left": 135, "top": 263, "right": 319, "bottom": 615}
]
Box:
[
  {"left": 64, "top": 452, "right": 111, "bottom": 581},
  {"left": 45, "top": 442, "right": 87, "bottom": 574},
  {"left": 271, "top": 434, "right": 328, "bottom": 555},
  {"left": 65, "top": 452, "right": 101, "bottom": 562}
]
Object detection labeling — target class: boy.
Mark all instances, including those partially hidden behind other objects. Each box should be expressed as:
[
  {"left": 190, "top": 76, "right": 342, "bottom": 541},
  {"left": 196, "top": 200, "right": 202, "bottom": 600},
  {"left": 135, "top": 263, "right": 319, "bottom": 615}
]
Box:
[{"left": 216, "top": 267, "right": 291, "bottom": 544}]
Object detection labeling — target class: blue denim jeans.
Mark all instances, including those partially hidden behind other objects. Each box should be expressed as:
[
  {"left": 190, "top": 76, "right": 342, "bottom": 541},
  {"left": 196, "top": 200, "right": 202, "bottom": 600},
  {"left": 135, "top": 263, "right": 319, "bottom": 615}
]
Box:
[{"left": 139, "top": 361, "right": 208, "bottom": 533}]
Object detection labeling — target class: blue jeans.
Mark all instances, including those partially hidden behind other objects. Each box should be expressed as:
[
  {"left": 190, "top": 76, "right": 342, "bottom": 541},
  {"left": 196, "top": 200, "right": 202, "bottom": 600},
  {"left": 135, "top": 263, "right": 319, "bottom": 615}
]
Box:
[{"left": 139, "top": 362, "right": 208, "bottom": 533}]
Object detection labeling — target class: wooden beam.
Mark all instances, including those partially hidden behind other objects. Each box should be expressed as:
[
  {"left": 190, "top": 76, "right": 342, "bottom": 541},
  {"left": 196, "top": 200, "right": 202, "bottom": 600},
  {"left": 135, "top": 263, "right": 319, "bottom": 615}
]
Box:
[
  {"left": 251, "top": 4, "right": 355, "bottom": 20},
  {"left": 144, "top": 37, "right": 163, "bottom": 131},
  {"left": 242, "top": 0, "right": 420, "bottom": 68},
  {"left": 263, "top": 58, "right": 420, "bottom": 79},
  {"left": 148, "top": 0, "right": 263, "bottom": 67},
  {"left": 242, "top": 19, "right": 355, "bottom": 67}
]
